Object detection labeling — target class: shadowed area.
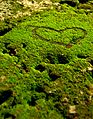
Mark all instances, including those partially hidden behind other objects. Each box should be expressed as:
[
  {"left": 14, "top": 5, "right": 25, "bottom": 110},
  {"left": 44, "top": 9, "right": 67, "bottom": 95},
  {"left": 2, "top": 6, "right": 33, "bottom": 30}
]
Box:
[
  {"left": 0, "top": 28, "right": 12, "bottom": 36},
  {"left": 35, "top": 64, "right": 46, "bottom": 72},
  {"left": 4, "top": 113, "right": 16, "bottom": 119},
  {"left": 57, "top": 54, "right": 69, "bottom": 64},
  {"left": 48, "top": 70, "right": 61, "bottom": 81},
  {"left": 0, "top": 90, "right": 13, "bottom": 105},
  {"left": 59, "top": 0, "right": 77, "bottom": 7}
]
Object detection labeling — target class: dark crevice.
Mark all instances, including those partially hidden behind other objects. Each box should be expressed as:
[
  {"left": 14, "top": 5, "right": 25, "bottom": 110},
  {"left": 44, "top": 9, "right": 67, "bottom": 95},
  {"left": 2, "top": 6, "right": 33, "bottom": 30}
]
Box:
[
  {"left": 2, "top": 49, "right": 7, "bottom": 54},
  {"left": 54, "top": 103, "right": 64, "bottom": 113},
  {"left": 32, "top": 0, "right": 35, "bottom": 4},
  {"left": 59, "top": 1, "right": 77, "bottom": 7},
  {"left": 4, "top": 43, "right": 10, "bottom": 48},
  {"left": 11, "top": 99, "right": 17, "bottom": 107},
  {"left": 45, "top": 89, "right": 60, "bottom": 101},
  {"left": 57, "top": 54, "right": 69, "bottom": 64},
  {"left": 8, "top": 47, "right": 17, "bottom": 56},
  {"left": 35, "top": 64, "right": 46, "bottom": 72},
  {"left": 49, "top": 73, "right": 60, "bottom": 81},
  {"left": 4, "top": 113, "right": 16, "bottom": 119},
  {"left": 46, "top": 53, "right": 69, "bottom": 64},
  {"left": 89, "top": 60, "right": 93, "bottom": 66},
  {"left": 0, "top": 90, "right": 13, "bottom": 105},
  {"left": 45, "top": 92, "right": 55, "bottom": 101},
  {"left": 73, "top": 98, "right": 79, "bottom": 105},
  {"left": 46, "top": 53, "right": 55, "bottom": 64},
  {"left": 28, "top": 95, "right": 38, "bottom": 106},
  {"left": 77, "top": 54, "right": 88, "bottom": 59},
  {"left": 54, "top": 103, "right": 68, "bottom": 117},
  {"left": 0, "top": 28, "right": 12, "bottom": 36},
  {"left": 21, "top": 62, "right": 29, "bottom": 72},
  {"left": 79, "top": 0, "right": 88, "bottom": 4},
  {"left": 66, "top": 113, "right": 78, "bottom": 119},
  {"left": 3, "top": 45, "right": 17, "bottom": 56},
  {"left": 22, "top": 43, "right": 27, "bottom": 48},
  {"left": 35, "top": 86, "right": 44, "bottom": 93},
  {"left": 48, "top": 70, "right": 61, "bottom": 81},
  {"left": 11, "top": 97, "right": 22, "bottom": 107},
  {"left": 2, "top": 43, "right": 11, "bottom": 54}
]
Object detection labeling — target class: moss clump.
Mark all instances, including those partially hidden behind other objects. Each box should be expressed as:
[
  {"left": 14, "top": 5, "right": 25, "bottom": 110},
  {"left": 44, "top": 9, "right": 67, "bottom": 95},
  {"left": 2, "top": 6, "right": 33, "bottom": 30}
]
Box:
[{"left": 0, "top": 5, "right": 93, "bottom": 119}]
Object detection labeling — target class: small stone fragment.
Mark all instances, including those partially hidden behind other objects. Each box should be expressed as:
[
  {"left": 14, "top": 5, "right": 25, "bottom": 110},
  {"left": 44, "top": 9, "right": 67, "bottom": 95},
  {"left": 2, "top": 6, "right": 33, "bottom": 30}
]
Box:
[
  {"left": 63, "top": 97, "right": 69, "bottom": 103},
  {"left": 69, "top": 105, "right": 76, "bottom": 114},
  {"left": 49, "top": 91, "right": 52, "bottom": 93},
  {"left": 80, "top": 90, "right": 83, "bottom": 95},
  {"left": 88, "top": 67, "right": 93, "bottom": 71}
]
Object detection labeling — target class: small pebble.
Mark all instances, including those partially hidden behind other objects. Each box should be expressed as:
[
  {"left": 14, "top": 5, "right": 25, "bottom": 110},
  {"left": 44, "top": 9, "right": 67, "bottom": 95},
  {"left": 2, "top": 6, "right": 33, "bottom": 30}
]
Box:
[
  {"left": 88, "top": 67, "right": 93, "bottom": 71},
  {"left": 69, "top": 105, "right": 76, "bottom": 114},
  {"left": 49, "top": 91, "right": 52, "bottom": 93}
]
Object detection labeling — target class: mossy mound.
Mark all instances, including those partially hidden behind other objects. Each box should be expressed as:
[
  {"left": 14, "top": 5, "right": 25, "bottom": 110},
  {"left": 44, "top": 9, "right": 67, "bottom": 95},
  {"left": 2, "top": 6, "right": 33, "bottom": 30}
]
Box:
[{"left": 0, "top": 7, "right": 93, "bottom": 119}]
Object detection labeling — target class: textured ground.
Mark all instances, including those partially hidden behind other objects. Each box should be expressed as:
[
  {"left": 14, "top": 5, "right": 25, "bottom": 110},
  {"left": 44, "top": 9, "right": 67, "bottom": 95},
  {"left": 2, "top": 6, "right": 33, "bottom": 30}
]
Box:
[{"left": 0, "top": 1, "right": 93, "bottom": 119}]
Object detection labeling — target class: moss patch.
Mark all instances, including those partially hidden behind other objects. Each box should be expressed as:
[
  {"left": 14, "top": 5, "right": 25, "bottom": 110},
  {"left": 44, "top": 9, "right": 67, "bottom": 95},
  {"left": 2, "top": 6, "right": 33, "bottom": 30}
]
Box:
[{"left": 0, "top": 6, "right": 93, "bottom": 119}]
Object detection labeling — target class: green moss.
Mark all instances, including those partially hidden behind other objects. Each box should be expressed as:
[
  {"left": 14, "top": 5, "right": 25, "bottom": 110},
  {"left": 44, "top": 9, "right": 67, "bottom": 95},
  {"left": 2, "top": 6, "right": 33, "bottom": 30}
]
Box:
[{"left": 0, "top": 5, "right": 93, "bottom": 119}]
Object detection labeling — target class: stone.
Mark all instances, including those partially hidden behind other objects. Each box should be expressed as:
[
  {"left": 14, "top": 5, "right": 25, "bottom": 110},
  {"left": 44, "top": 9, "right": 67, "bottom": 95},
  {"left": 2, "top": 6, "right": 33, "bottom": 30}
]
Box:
[{"left": 69, "top": 105, "right": 76, "bottom": 114}]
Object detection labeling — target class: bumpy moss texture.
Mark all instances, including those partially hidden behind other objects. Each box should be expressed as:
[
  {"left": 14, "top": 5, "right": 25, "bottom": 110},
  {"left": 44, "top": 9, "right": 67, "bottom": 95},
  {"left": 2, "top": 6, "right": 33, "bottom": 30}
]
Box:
[{"left": 0, "top": 4, "right": 93, "bottom": 119}]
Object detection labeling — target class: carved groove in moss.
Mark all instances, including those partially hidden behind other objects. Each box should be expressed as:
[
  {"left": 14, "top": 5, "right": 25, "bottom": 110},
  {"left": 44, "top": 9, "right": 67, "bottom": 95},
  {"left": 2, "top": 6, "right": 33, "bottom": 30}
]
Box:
[{"left": 26, "top": 25, "right": 87, "bottom": 48}]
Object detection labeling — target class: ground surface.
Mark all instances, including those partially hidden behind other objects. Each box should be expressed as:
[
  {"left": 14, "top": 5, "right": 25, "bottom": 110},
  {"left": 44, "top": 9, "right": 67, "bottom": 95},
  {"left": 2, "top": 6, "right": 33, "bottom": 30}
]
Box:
[{"left": 0, "top": 1, "right": 93, "bottom": 119}]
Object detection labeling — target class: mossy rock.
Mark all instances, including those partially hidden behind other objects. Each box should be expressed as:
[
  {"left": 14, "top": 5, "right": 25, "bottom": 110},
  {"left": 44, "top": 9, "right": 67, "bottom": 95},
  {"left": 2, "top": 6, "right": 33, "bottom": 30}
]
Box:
[{"left": 0, "top": 6, "right": 93, "bottom": 119}]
